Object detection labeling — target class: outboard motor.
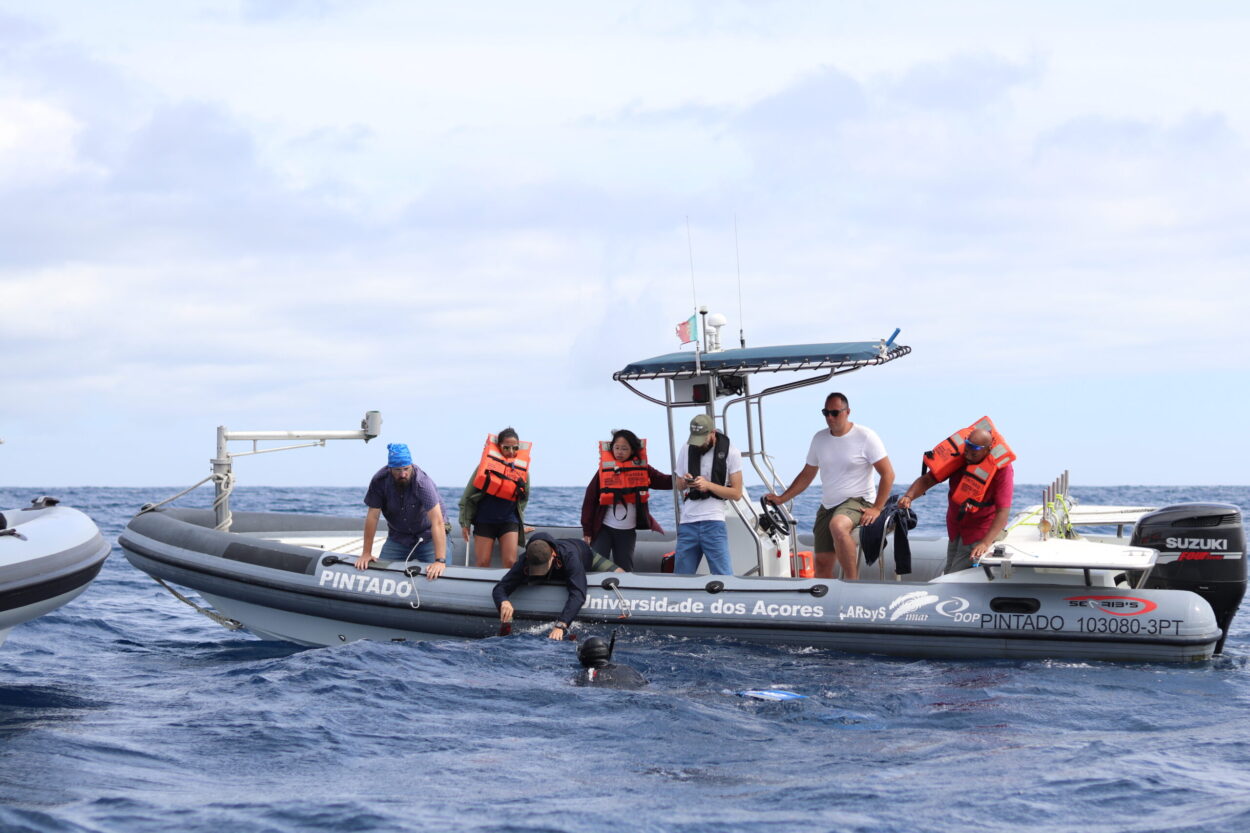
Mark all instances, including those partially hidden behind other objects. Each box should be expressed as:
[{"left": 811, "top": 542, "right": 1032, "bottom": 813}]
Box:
[{"left": 1132, "top": 503, "right": 1246, "bottom": 653}]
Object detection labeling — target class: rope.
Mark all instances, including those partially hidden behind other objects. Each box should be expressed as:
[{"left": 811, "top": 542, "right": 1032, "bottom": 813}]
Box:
[
  {"left": 212, "top": 470, "right": 235, "bottom": 531},
  {"left": 1054, "top": 492, "right": 1076, "bottom": 538},
  {"left": 138, "top": 472, "right": 241, "bottom": 628},
  {"left": 137, "top": 469, "right": 236, "bottom": 532},
  {"left": 138, "top": 473, "right": 216, "bottom": 513},
  {"left": 1007, "top": 504, "right": 1044, "bottom": 531},
  {"left": 152, "top": 577, "right": 243, "bottom": 630},
  {"left": 609, "top": 581, "right": 631, "bottom": 619},
  {"left": 1009, "top": 494, "right": 1078, "bottom": 539},
  {"left": 402, "top": 537, "right": 425, "bottom": 610}
]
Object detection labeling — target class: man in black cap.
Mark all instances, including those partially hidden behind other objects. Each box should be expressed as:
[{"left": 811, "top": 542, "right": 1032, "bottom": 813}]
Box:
[
  {"left": 492, "top": 531, "right": 622, "bottom": 639},
  {"left": 573, "top": 635, "right": 648, "bottom": 689}
]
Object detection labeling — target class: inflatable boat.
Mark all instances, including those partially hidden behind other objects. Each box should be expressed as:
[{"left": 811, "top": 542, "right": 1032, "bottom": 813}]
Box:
[
  {"left": 119, "top": 328, "right": 1246, "bottom": 662},
  {"left": 1, "top": 498, "right": 110, "bottom": 647},
  {"left": 119, "top": 497, "right": 1244, "bottom": 662}
]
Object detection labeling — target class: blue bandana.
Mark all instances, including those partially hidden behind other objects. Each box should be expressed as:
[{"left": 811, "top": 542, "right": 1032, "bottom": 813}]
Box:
[{"left": 387, "top": 443, "right": 412, "bottom": 468}]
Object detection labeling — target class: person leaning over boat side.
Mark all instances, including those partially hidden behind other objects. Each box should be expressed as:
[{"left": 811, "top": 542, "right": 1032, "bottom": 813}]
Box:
[
  {"left": 580, "top": 429, "right": 674, "bottom": 571},
  {"left": 675, "top": 414, "right": 744, "bottom": 576},
  {"left": 354, "top": 443, "right": 446, "bottom": 580},
  {"left": 459, "top": 427, "right": 529, "bottom": 569},
  {"left": 897, "top": 422, "right": 1015, "bottom": 574},
  {"left": 493, "top": 531, "right": 624, "bottom": 639},
  {"left": 764, "top": 392, "right": 894, "bottom": 580}
]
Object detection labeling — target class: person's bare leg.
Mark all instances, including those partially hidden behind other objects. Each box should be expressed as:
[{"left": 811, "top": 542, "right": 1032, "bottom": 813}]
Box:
[
  {"left": 473, "top": 535, "right": 494, "bottom": 568},
  {"left": 499, "top": 531, "right": 519, "bottom": 568},
  {"left": 814, "top": 551, "right": 837, "bottom": 579},
  {"left": 830, "top": 514, "right": 859, "bottom": 580}
]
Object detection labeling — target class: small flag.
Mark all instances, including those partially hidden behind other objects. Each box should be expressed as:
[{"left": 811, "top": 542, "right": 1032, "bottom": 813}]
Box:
[{"left": 676, "top": 314, "right": 698, "bottom": 345}]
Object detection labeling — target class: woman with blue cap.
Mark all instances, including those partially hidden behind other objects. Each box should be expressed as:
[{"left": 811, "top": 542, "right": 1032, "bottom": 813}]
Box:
[{"left": 354, "top": 442, "right": 448, "bottom": 578}]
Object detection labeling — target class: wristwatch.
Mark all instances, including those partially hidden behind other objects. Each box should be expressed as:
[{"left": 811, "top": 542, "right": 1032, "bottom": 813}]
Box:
[{"left": 555, "top": 622, "right": 569, "bottom": 631}]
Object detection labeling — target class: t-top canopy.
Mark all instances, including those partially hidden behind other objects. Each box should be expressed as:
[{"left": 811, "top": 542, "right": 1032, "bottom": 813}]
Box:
[{"left": 613, "top": 341, "right": 910, "bottom": 381}]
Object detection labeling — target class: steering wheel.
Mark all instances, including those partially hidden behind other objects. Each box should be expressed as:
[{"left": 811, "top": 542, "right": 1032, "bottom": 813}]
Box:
[{"left": 760, "top": 496, "right": 792, "bottom": 537}]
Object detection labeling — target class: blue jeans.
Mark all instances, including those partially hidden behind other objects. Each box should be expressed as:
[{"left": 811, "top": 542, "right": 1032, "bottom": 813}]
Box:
[
  {"left": 381, "top": 536, "right": 436, "bottom": 563},
  {"left": 675, "top": 520, "right": 731, "bottom": 575}
]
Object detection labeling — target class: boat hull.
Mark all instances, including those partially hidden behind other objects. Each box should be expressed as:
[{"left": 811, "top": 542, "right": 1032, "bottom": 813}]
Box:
[
  {"left": 120, "top": 507, "right": 1223, "bottom": 662},
  {"left": 1, "top": 504, "right": 110, "bottom": 647}
]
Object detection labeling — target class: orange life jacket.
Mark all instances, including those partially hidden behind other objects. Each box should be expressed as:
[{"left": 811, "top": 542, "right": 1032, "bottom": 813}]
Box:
[
  {"left": 472, "top": 434, "right": 531, "bottom": 502},
  {"left": 922, "top": 416, "right": 1016, "bottom": 514},
  {"left": 598, "top": 439, "right": 651, "bottom": 507}
]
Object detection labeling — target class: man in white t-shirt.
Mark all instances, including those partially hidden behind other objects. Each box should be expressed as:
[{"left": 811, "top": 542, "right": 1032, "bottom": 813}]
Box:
[
  {"left": 675, "top": 414, "right": 744, "bottom": 575},
  {"left": 764, "top": 392, "right": 894, "bottom": 580}
]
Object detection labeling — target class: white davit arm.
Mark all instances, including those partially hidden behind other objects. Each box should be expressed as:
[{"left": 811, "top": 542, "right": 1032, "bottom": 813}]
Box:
[{"left": 212, "top": 410, "right": 382, "bottom": 530}]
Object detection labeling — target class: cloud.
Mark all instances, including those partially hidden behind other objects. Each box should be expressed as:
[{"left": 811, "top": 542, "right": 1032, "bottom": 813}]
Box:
[
  {"left": 879, "top": 52, "right": 1042, "bottom": 112},
  {"left": 585, "top": 57, "right": 1250, "bottom": 386},
  {"left": 0, "top": 96, "right": 88, "bottom": 185},
  {"left": 114, "top": 100, "right": 262, "bottom": 190},
  {"left": 736, "top": 67, "right": 868, "bottom": 135},
  {"left": 0, "top": 10, "right": 41, "bottom": 38},
  {"left": 238, "top": 0, "right": 348, "bottom": 23},
  {"left": 287, "top": 123, "right": 376, "bottom": 154},
  {"left": 1, "top": 6, "right": 1248, "bottom": 486}
]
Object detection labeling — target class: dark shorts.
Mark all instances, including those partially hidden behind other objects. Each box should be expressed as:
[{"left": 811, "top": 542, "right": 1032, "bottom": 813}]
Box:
[{"left": 473, "top": 521, "right": 520, "bottom": 540}]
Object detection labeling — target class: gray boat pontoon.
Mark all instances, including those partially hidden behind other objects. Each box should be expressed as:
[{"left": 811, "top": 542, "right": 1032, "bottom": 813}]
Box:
[
  {"left": 120, "top": 323, "right": 1245, "bottom": 661},
  {"left": 2, "top": 498, "right": 110, "bottom": 648}
]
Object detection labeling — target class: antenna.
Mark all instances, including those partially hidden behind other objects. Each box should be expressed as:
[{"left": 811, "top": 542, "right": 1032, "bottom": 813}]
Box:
[
  {"left": 734, "top": 215, "right": 745, "bottom": 348},
  {"left": 685, "top": 216, "right": 697, "bottom": 312}
]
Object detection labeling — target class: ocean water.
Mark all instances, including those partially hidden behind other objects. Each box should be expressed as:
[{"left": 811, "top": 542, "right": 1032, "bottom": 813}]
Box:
[{"left": 2, "top": 484, "right": 1249, "bottom": 833}]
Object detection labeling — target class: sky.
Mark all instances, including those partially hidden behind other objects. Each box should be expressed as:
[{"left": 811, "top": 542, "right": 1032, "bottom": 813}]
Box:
[{"left": 1, "top": 0, "right": 1248, "bottom": 492}]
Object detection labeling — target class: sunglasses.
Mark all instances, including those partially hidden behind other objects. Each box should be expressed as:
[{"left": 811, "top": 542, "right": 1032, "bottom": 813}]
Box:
[
  {"left": 965, "top": 441, "right": 987, "bottom": 452},
  {"left": 500, "top": 444, "right": 520, "bottom": 452},
  {"left": 821, "top": 408, "right": 846, "bottom": 417}
]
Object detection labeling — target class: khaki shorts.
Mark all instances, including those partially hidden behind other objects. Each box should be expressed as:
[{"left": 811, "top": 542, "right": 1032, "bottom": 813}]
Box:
[{"left": 814, "top": 497, "right": 871, "bottom": 552}]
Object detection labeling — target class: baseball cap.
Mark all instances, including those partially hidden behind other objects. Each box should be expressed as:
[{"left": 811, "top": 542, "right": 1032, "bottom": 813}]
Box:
[{"left": 688, "top": 414, "right": 715, "bottom": 446}]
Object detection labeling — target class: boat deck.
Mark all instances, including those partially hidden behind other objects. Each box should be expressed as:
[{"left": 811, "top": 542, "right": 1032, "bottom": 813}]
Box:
[{"left": 247, "top": 531, "right": 368, "bottom": 556}]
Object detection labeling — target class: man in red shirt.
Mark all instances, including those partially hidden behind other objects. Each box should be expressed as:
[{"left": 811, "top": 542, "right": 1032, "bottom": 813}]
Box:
[{"left": 897, "top": 427, "right": 1014, "bottom": 574}]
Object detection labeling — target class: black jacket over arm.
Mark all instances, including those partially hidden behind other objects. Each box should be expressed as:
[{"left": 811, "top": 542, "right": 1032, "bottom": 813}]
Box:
[{"left": 860, "top": 495, "right": 917, "bottom": 575}]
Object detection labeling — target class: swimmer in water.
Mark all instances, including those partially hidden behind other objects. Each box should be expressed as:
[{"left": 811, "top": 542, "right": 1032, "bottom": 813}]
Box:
[{"left": 573, "top": 635, "right": 647, "bottom": 689}]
